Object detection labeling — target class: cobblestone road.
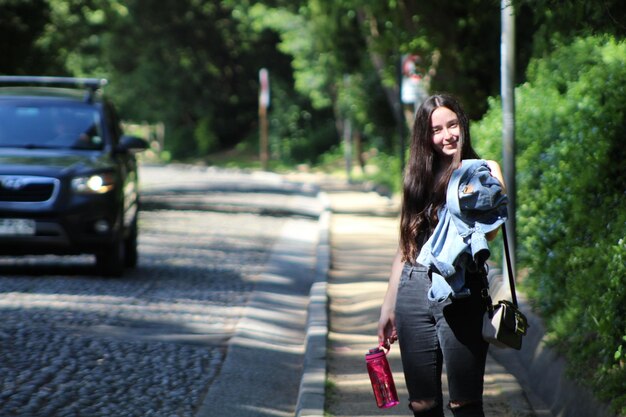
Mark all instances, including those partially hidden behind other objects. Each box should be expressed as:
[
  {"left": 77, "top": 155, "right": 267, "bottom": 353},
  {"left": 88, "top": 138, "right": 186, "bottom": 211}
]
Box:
[{"left": 0, "top": 165, "right": 309, "bottom": 417}]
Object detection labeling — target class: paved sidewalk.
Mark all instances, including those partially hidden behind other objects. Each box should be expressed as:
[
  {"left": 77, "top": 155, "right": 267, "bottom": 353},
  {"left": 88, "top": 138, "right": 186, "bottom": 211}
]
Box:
[{"left": 323, "top": 190, "right": 537, "bottom": 417}]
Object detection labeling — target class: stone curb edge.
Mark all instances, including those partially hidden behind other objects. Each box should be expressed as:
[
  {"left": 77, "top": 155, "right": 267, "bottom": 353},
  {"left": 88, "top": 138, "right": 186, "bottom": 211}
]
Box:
[{"left": 295, "top": 192, "right": 331, "bottom": 417}]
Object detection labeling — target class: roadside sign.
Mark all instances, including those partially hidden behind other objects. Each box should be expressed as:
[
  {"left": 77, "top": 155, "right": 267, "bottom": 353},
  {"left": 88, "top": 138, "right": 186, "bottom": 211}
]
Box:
[{"left": 259, "top": 68, "right": 270, "bottom": 108}]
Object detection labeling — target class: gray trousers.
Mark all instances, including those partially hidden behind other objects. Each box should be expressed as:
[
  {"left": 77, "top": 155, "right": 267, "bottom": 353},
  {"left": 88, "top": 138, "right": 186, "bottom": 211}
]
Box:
[{"left": 395, "top": 263, "right": 488, "bottom": 416}]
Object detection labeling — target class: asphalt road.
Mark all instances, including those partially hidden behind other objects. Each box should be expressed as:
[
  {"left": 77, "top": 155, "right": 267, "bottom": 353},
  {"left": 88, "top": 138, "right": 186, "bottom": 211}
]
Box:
[{"left": 0, "top": 164, "right": 320, "bottom": 417}]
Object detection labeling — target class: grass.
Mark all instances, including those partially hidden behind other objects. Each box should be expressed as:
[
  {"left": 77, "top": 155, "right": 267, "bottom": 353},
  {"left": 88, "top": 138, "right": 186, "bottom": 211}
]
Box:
[{"left": 324, "top": 378, "right": 338, "bottom": 417}]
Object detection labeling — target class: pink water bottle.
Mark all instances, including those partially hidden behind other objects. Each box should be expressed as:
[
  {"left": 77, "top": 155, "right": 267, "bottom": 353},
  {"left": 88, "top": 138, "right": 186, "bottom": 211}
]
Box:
[{"left": 365, "top": 345, "right": 399, "bottom": 408}]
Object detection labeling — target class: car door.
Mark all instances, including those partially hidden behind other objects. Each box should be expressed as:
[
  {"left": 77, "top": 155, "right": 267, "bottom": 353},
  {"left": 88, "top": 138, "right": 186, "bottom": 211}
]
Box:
[{"left": 103, "top": 102, "right": 138, "bottom": 232}]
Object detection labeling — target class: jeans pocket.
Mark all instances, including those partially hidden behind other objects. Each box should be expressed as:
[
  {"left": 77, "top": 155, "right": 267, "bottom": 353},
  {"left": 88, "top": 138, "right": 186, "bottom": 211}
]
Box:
[{"left": 398, "top": 264, "right": 412, "bottom": 289}]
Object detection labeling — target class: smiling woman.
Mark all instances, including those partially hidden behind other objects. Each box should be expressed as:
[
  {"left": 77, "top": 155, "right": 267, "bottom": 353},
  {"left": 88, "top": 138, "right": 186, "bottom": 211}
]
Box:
[
  {"left": 378, "top": 94, "right": 505, "bottom": 417},
  {"left": 430, "top": 106, "right": 460, "bottom": 157}
]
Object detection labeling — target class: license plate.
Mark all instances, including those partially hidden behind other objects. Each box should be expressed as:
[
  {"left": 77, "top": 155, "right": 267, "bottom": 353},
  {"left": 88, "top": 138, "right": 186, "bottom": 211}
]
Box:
[{"left": 0, "top": 219, "right": 36, "bottom": 236}]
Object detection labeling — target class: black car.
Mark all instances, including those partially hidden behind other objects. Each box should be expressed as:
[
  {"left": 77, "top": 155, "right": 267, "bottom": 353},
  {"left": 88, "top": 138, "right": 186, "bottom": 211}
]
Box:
[{"left": 0, "top": 76, "right": 148, "bottom": 276}]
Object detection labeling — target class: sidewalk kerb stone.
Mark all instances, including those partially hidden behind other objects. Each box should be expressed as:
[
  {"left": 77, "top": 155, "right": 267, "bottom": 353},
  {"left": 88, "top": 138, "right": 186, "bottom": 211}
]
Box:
[{"left": 295, "top": 194, "right": 331, "bottom": 417}]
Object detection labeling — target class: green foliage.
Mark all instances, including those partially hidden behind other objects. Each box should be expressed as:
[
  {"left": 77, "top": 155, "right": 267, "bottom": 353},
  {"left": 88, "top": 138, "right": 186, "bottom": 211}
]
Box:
[
  {"left": 246, "top": 1, "right": 399, "bottom": 160},
  {"left": 194, "top": 116, "right": 220, "bottom": 155},
  {"left": 473, "top": 35, "right": 626, "bottom": 414},
  {"left": 358, "top": 150, "right": 403, "bottom": 195},
  {"left": 415, "top": 0, "right": 502, "bottom": 119},
  {"left": 32, "top": 0, "right": 130, "bottom": 78},
  {"left": 267, "top": 77, "right": 338, "bottom": 164},
  {"left": 104, "top": 0, "right": 265, "bottom": 157},
  {"left": 248, "top": 3, "right": 334, "bottom": 109},
  {"left": 470, "top": 96, "right": 503, "bottom": 161},
  {"left": 0, "top": 0, "right": 61, "bottom": 75},
  {"left": 514, "top": 0, "right": 626, "bottom": 55},
  {"left": 0, "top": 0, "right": 536, "bottom": 162}
]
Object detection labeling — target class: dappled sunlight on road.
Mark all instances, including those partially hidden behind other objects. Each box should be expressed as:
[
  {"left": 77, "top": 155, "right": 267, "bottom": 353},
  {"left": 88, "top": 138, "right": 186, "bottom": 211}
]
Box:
[{"left": 196, "top": 217, "right": 319, "bottom": 417}]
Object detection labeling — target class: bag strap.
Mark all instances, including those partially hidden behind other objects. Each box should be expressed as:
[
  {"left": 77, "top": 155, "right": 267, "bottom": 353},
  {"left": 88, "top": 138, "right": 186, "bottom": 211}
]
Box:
[
  {"left": 481, "top": 222, "right": 518, "bottom": 312},
  {"left": 501, "top": 223, "right": 518, "bottom": 307}
]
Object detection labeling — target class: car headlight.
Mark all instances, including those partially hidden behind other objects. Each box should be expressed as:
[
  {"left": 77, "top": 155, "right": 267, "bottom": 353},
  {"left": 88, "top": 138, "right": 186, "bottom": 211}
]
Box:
[{"left": 71, "top": 173, "right": 115, "bottom": 194}]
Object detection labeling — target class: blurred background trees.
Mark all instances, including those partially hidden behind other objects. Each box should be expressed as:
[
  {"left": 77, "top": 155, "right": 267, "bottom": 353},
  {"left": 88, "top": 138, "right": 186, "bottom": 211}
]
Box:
[
  {"left": 0, "top": 1, "right": 567, "bottom": 161},
  {"left": 2, "top": 0, "right": 624, "bottom": 163},
  {"left": 1, "top": 0, "right": 625, "bottom": 412}
]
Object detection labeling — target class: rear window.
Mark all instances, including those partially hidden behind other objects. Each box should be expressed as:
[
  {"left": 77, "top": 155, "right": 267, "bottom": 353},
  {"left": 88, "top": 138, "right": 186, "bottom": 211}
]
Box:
[{"left": 0, "top": 102, "right": 104, "bottom": 150}]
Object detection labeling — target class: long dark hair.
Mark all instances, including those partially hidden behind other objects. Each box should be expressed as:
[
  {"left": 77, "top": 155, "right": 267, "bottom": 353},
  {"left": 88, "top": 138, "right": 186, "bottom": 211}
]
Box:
[{"left": 400, "top": 94, "right": 480, "bottom": 263}]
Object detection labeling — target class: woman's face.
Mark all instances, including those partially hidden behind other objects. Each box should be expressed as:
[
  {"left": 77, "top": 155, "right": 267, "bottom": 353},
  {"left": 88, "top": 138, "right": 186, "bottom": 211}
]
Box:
[{"left": 430, "top": 106, "right": 460, "bottom": 158}]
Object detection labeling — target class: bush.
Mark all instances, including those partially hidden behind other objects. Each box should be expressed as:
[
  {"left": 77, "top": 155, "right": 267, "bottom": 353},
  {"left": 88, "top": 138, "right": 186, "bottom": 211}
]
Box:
[
  {"left": 358, "top": 150, "right": 403, "bottom": 195},
  {"left": 194, "top": 115, "right": 220, "bottom": 155},
  {"left": 472, "top": 35, "right": 626, "bottom": 414},
  {"left": 267, "top": 78, "right": 338, "bottom": 165}
]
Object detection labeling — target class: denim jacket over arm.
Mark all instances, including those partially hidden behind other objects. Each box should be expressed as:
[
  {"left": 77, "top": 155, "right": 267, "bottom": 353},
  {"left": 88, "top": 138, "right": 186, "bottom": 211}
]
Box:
[{"left": 416, "top": 159, "right": 508, "bottom": 302}]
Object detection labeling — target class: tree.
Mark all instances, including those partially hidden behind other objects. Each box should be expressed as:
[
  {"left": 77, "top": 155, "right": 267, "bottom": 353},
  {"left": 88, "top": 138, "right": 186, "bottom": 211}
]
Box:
[
  {"left": 515, "top": 0, "right": 626, "bottom": 50},
  {"left": 0, "top": 0, "right": 60, "bottom": 75},
  {"left": 472, "top": 35, "right": 626, "bottom": 414},
  {"left": 11, "top": 0, "right": 621, "bottom": 162}
]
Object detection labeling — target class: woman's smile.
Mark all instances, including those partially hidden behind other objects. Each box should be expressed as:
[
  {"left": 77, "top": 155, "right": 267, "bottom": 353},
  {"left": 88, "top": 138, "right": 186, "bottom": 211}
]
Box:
[{"left": 431, "top": 106, "right": 460, "bottom": 157}]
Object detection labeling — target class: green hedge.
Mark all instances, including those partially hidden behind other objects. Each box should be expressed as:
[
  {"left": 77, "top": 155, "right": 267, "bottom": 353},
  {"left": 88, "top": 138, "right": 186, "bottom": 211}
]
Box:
[{"left": 472, "top": 35, "right": 626, "bottom": 414}]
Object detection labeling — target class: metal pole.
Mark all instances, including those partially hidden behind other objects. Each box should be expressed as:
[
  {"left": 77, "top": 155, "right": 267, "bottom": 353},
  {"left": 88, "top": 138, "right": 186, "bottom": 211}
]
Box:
[
  {"left": 398, "top": 56, "right": 406, "bottom": 177},
  {"left": 501, "top": 0, "right": 516, "bottom": 275},
  {"left": 259, "top": 68, "right": 270, "bottom": 171},
  {"left": 343, "top": 117, "right": 352, "bottom": 183},
  {"left": 343, "top": 74, "right": 353, "bottom": 183}
]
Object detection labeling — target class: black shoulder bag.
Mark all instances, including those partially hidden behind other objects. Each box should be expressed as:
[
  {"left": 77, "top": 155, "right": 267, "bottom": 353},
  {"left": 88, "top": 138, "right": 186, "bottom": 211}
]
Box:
[{"left": 481, "top": 224, "right": 529, "bottom": 350}]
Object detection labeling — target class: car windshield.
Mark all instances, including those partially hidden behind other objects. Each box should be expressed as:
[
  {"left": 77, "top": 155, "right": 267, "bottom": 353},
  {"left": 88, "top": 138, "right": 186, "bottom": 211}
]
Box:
[{"left": 0, "top": 102, "right": 104, "bottom": 150}]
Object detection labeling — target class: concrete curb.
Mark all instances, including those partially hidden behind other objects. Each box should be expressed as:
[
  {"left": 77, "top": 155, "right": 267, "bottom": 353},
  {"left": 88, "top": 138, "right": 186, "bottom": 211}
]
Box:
[
  {"left": 295, "top": 193, "right": 331, "bottom": 417},
  {"left": 195, "top": 216, "right": 319, "bottom": 417}
]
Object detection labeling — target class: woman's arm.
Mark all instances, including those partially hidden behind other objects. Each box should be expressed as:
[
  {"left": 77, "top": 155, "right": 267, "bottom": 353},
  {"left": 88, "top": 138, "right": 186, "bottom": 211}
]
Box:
[
  {"left": 486, "top": 160, "right": 506, "bottom": 191},
  {"left": 378, "top": 248, "right": 404, "bottom": 348},
  {"left": 486, "top": 160, "right": 506, "bottom": 241}
]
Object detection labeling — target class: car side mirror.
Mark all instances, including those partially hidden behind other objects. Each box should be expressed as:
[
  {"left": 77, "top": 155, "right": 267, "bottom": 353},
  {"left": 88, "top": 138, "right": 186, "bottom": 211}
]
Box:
[{"left": 116, "top": 135, "right": 149, "bottom": 153}]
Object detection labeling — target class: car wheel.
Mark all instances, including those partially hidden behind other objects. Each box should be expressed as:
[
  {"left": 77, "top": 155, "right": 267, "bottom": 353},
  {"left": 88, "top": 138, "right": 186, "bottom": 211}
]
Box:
[
  {"left": 96, "top": 236, "right": 125, "bottom": 277},
  {"left": 124, "top": 218, "right": 138, "bottom": 268}
]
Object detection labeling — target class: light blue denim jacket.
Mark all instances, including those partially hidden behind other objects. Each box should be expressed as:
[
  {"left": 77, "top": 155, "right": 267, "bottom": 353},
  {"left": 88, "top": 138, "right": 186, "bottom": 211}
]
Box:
[{"left": 416, "top": 159, "right": 508, "bottom": 302}]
